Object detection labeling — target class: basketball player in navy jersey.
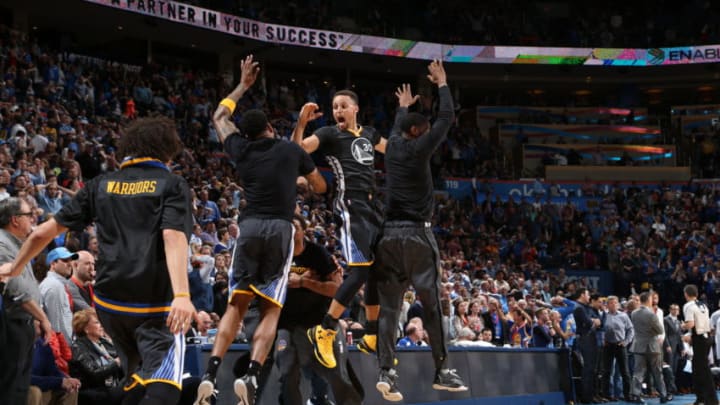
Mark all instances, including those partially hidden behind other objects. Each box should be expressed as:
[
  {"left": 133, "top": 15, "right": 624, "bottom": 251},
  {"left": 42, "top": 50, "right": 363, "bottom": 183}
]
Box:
[{"left": 292, "top": 84, "right": 386, "bottom": 369}]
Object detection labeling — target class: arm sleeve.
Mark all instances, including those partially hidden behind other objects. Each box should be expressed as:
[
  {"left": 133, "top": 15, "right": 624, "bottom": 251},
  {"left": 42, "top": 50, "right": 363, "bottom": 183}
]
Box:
[
  {"left": 295, "top": 143, "right": 316, "bottom": 176},
  {"left": 534, "top": 325, "right": 552, "bottom": 347},
  {"left": 683, "top": 304, "right": 693, "bottom": 324},
  {"left": 54, "top": 180, "right": 95, "bottom": 231},
  {"left": 69, "top": 285, "right": 90, "bottom": 312},
  {"left": 573, "top": 306, "right": 592, "bottom": 332},
  {"left": 555, "top": 305, "right": 574, "bottom": 319},
  {"left": 624, "top": 314, "right": 635, "bottom": 346},
  {"left": 72, "top": 346, "right": 121, "bottom": 380},
  {"left": 415, "top": 86, "right": 454, "bottom": 155},
  {"left": 390, "top": 107, "right": 408, "bottom": 140},
  {"left": 223, "top": 132, "right": 247, "bottom": 164},
  {"left": 314, "top": 126, "right": 336, "bottom": 153},
  {"left": 161, "top": 177, "right": 193, "bottom": 236},
  {"left": 650, "top": 313, "right": 664, "bottom": 336}
]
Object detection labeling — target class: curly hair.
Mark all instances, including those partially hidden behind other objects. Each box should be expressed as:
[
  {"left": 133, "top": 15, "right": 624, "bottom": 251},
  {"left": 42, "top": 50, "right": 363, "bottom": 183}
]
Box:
[
  {"left": 72, "top": 308, "right": 98, "bottom": 337},
  {"left": 118, "top": 117, "right": 182, "bottom": 162}
]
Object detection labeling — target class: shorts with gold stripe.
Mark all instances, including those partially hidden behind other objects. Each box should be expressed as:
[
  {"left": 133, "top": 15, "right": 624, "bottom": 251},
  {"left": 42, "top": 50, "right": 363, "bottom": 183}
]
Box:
[
  {"left": 229, "top": 217, "right": 294, "bottom": 307},
  {"left": 94, "top": 294, "right": 185, "bottom": 390}
]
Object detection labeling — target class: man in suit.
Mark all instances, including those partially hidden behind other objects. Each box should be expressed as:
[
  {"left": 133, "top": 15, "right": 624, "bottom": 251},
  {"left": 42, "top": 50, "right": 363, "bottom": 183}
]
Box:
[
  {"left": 573, "top": 288, "right": 601, "bottom": 403},
  {"left": 663, "top": 303, "right": 683, "bottom": 394},
  {"left": 629, "top": 292, "right": 672, "bottom": 404}
]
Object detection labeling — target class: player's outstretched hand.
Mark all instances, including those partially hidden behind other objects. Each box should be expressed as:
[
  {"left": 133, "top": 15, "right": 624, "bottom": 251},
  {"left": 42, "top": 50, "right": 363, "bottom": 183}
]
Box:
[
  {"left": 427, "top": 59, "right": 447, "bottom": 87},
  {"left": 298, "top": 102, "right": 323, "bottom": 125},
  {"left": 167, "top": 296, "right": 198, "bottom": 335},
  {"left": 395, "top": 83, "right": 419, "bottom": 108},
  {"left": 240, "top": 54, "right": 260, "bottom": 89}
]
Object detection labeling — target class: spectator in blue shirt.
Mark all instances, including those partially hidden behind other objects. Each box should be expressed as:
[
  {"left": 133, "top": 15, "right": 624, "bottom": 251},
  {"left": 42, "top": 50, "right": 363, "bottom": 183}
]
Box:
[{"left": 397, "top": 318, "right": 428, "bottom": 347}]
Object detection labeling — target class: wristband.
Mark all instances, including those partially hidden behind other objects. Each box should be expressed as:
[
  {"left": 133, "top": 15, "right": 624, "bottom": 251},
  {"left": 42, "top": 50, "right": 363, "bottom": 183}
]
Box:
[
  {"left": 174, "top": 292, "right": 190, "bottom": 298},
  {"left": 219, "top": 98, "right": 236, "bottom": 114}
]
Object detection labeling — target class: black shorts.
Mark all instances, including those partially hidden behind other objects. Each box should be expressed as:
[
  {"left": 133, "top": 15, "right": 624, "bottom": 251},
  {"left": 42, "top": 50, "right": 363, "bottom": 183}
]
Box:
[
  {"left": 96, "top": 311, "right": 185, "bottom": 390},
  {"left": 230, "top": 218, "right": 294, "bottom": 307},
  {"left": 333, "top": 194, "right": 383, "bottom": 266},
  {"left": 375, "top": 221, "right": 439, "bottom": 284}
]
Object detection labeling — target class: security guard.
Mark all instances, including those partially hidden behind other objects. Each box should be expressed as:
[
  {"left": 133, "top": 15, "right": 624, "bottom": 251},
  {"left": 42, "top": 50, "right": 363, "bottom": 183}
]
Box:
[{"left": 683, "top": 284, "right": 719, "bottom": 405}]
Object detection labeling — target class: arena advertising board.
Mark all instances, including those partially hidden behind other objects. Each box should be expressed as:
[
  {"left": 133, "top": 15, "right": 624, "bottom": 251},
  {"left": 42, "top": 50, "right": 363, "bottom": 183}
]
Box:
[{"left": 86, "top": 0, "right": 720, "bottom": 66}]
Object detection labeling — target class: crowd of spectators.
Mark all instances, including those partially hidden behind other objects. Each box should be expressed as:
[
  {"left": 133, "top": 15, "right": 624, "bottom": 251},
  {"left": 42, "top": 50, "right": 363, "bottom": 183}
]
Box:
[
  {"left": 5, "top": 17, "right": 720, "bottom": 403},
  {"left": 197, "top": 0, "right": 720, "bottom": 48}
]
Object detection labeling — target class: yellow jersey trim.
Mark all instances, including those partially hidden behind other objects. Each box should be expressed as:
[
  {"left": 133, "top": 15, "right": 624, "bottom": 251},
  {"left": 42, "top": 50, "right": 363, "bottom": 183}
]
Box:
[
  {"left": 346, "top": 126, "right": 363, "bottom": 137},
  {"left": 120, "top": 157, "right": 165, "bottom": 169}
]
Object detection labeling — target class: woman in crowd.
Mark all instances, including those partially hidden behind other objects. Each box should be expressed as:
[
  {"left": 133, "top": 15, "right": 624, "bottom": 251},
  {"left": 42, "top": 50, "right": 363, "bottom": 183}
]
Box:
[
  {"left": 467, "top": 299, "right": 486, "bottom": 335},
  {"left": 451, "top": 299, "right": 470, "bottom": 339},
  {"left": 69, "top": 309, "right": 124, "bottom": 405}
]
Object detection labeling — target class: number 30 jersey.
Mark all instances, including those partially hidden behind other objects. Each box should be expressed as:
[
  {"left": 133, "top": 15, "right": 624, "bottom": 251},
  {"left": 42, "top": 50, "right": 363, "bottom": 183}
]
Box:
[{"left": 315, "top": 125, "right": 381, "bottom": 198}]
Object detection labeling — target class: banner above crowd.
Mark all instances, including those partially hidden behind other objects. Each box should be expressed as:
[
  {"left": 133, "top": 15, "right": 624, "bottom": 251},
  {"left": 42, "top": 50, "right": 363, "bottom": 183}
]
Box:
[{"left": 86, "top": 0, "right": 720, "bottom": 66}]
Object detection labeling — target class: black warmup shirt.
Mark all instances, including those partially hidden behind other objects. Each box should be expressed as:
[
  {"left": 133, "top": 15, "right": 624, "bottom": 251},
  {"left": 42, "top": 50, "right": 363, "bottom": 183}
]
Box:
[
  {"left": 55, "top": 159, "right": 193, "bottom": 310},
  {"left": 225, "top": 134, "right": 315, "bottom": 221},
  {"left": 314, "top": 125, "right": 381, "bottom": 196},
  {"left": 278, "top": 241, "right": 335, "bottom": 328},
  {"left": 384, "top": 85, "right": 453, "bottom": 221}
]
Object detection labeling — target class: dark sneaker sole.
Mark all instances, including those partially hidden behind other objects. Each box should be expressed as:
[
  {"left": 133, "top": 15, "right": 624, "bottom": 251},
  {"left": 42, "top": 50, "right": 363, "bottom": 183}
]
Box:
[
  {"left": 194, "top": 380, "right": 214, "bottom": 405},
  {"left": 234, "top": 379, "right": 252, "bottom": 405},
  {"left": 432, "top": 383, "right": 468, "bottom": 392},
  {"left": 306, "top": 327, "right": 336, "bottom": 368},
  {"left": 376, "top": 381, "right": 403, "bottom": 402}
]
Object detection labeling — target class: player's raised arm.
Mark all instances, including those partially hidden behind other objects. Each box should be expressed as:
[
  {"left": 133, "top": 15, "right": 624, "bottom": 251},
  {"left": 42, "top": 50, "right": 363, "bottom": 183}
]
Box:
[
  {"left": 292, "top": 102, "right": 323, "bottom": 154},
  {"left": 390, "top": 83, "right": 419, "bottom": 138},
  {"left": 212, "top": 54, "right": 260, "bottom": 143}
]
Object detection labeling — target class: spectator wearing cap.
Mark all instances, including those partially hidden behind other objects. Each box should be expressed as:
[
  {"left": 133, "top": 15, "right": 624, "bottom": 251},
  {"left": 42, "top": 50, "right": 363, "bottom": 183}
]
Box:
[{"left": 39, "top": 247, "right": 79, "bottom": 343}]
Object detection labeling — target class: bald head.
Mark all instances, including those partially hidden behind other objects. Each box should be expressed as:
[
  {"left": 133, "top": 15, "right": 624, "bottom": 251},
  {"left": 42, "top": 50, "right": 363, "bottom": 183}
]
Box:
[
  {"left": 73, "top": 250, "right": 96, "bottom": 284},
  {"left": 197, "top": 311, "right": 212, "bottom": 335}
]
